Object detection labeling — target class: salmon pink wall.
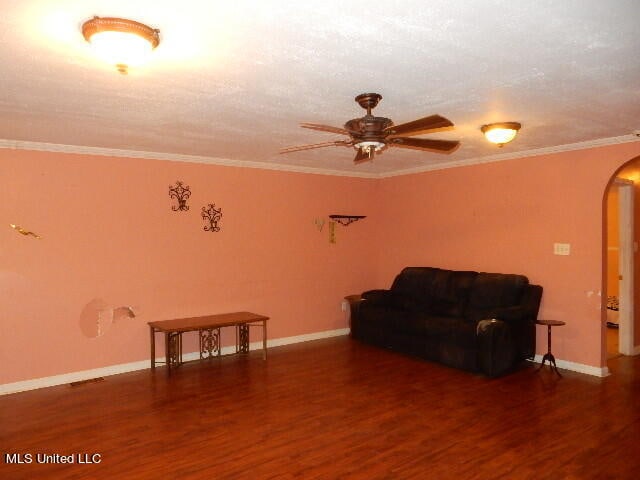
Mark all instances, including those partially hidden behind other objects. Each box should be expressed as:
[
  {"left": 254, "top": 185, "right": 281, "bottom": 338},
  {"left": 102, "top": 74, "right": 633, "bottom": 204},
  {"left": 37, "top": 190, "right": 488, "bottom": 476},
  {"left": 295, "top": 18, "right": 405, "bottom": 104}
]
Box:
[
  {"left": 3, "top": 141, "right": 640, "bottom": 387},
  {"left": 0, "top": 149, "right": 378, "bottom": 385},
  {"left": 375, "top": 143, "right": 640, "bottom": 368}
]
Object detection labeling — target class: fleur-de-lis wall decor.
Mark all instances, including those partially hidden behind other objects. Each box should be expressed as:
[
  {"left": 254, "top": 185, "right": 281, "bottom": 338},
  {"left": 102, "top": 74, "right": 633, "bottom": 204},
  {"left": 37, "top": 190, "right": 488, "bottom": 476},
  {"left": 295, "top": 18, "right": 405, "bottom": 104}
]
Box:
[
  {"left": 202, "top": 203, "right": 222, "bottom": 232},
  {"left": 169, "top": 181, "right": 191, "bottom": 211}
]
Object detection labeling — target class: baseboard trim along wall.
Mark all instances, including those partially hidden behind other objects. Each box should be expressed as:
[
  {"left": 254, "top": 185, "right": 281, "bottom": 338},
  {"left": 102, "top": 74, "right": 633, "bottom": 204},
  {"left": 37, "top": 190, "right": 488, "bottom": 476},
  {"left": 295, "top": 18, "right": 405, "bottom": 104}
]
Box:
[
  {"left": 2, "top": 330, "right": 619, "bottom": 395},
  {"left": 529, "top": 355, "right": 610, "bottom": 377},
  {"left": 0, "top": 328, "right": 350, "bottom": 396}
]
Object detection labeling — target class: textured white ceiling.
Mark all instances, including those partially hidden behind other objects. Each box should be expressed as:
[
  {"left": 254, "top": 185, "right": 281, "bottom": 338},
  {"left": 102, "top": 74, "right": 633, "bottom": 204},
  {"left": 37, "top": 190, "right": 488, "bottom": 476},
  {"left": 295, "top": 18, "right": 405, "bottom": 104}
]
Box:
[{"left": 1, "top": 0, "right": 639, "bottom": 175}]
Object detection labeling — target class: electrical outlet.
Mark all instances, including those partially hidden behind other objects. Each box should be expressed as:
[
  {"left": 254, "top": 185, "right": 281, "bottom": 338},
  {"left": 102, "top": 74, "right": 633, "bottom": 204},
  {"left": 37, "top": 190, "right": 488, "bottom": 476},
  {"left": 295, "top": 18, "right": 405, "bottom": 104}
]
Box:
[{"left": 553, "top": 243, "right": 571, "bottom": 255}]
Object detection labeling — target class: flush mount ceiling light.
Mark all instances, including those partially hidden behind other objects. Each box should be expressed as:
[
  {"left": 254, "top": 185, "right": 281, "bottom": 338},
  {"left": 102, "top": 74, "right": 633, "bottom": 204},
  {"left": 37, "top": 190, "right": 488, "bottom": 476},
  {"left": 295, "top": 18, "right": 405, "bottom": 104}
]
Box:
[
  {"left": 82, "top": 16, "right": 160, "bottom": 74},
  {"left": 481, "top": 122, "right": 522, "bottom": 147}
]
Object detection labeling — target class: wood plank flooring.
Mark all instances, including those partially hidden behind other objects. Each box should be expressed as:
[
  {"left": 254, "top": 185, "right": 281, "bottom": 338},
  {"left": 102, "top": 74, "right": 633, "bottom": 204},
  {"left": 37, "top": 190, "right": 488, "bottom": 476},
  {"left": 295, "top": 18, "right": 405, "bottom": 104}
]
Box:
[{"left": 1, "top": 336, "right": 639, "bottom": 479}]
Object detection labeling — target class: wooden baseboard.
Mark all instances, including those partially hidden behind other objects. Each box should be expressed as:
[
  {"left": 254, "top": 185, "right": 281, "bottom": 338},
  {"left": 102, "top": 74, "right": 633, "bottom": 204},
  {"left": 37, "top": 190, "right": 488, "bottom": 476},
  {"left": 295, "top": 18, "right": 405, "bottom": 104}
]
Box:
[
  {"left": 529, "top": 355, "right": 610, "bottom": 377},
  {"left": 0, "top": 328, "right": 350, "bottom": 396}
]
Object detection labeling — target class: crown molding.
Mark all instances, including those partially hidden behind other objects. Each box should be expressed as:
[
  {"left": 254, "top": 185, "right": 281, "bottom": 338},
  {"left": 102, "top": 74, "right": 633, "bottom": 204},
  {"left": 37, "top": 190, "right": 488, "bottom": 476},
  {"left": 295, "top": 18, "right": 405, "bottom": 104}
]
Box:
[
  {"left": 1, "top": 134, "right": 638, "bottom": 179},
  {"left": 379, "top": 134, "right": 640, "bottom": 178},
  {"left": 0, "top": 139, "right": 379, "bottom": 179}
]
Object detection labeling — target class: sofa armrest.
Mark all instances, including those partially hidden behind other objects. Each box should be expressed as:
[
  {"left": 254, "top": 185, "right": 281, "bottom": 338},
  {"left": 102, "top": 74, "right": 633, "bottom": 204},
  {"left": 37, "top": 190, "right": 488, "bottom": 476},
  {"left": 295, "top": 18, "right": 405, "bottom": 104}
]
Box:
[
  {"left": 361, "top": 289, "right": 394, "bottom": 306},
  {"left": 521, "top": 284, "right": 543, "bottom": 319},
  {"left": 500, "top": 285, "right": 541, "bottom": 360},
  {"left": 490, "top": 305, "right": 527, "bottom": 322},
  {"left": 344, "top": 294, "right": 364, "bottom": 338},
  {"left": 476, "top": 319, "right": 517, "bottom": 377}
]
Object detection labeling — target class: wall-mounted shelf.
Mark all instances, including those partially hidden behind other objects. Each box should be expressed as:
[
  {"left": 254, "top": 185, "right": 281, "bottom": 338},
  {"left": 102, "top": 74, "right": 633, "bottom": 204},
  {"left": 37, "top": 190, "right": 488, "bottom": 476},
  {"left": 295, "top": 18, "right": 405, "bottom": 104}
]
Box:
[{"left": 329, "top": 215, "right": 366, "bottom": 226}]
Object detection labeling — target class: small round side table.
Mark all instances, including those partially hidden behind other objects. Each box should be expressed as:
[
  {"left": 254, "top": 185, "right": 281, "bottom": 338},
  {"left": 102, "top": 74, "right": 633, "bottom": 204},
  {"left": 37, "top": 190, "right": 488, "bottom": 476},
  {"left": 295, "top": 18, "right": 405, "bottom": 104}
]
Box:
[{"left": 535, "top": 319, "right": 565, "bottom": 377}]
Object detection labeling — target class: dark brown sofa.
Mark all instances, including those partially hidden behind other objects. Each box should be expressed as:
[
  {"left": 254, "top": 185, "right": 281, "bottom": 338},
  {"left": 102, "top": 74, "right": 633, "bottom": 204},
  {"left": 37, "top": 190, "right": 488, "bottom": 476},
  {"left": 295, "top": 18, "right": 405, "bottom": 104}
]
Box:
[{"left": 348, "top": 267, "right": 543, "bottom": 377}]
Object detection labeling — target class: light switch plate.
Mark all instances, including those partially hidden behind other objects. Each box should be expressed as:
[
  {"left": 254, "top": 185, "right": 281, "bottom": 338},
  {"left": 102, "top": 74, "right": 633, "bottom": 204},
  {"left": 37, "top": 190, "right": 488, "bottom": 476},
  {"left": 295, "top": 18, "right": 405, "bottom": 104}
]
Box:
[{"left": 554, "top": 243, "right": 571, "bottom": 255}]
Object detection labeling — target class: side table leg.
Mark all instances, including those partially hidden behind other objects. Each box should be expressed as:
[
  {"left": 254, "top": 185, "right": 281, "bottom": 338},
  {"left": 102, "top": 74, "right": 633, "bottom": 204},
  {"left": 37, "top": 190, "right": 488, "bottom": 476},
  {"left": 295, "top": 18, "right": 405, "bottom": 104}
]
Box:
[
  {"left": 150, "top": 326, "right": 156, "bottom": 370},
  {"left": 548, "top": 352, "right": 562, "bottom": 377},
  {"left": 536, "top": 324, "right": 562, "bottom": 377}
]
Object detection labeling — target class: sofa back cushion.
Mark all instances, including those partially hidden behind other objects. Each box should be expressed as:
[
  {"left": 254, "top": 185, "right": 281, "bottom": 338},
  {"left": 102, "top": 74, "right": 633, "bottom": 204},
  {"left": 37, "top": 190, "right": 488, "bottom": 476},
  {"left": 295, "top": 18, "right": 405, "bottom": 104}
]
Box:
[
  {"left": 391, "top": 267, "right": 441, "bottom": 294},
  {"left": 467, "top": 273, "right": 529, "bottom": 309},
  {"left": 389, "top": 267, "right": 477, "bottom": 316},
  {"left": 427, "top": 270, "right": 478, "bottom": 317},
  {"left": 389, "top": 267, "right": 440, "bottom": 311}
]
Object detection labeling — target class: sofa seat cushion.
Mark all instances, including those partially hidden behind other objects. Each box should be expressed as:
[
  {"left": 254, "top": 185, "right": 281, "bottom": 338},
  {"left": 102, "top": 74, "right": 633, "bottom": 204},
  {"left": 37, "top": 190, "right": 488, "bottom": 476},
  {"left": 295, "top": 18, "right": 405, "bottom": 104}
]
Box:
[
  {"left": 394, "top": 313, "right": 477, "bottom": 349},
  {"left": 359, "top": 303, "right": 409, "bottom": 328},
  {"left": 362, "top": 289, "right": 425, "bottom": 312},
  {"left": 465, "top": 305, "right": 528, "bottom": 324}
]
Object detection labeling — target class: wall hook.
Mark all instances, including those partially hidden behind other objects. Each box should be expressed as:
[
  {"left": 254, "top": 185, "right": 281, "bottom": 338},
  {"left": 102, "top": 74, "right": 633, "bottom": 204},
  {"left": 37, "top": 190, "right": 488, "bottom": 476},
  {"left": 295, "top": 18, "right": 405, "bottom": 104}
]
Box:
[{"left": 9, "top": 224, "right": 41, "bottom": 239}]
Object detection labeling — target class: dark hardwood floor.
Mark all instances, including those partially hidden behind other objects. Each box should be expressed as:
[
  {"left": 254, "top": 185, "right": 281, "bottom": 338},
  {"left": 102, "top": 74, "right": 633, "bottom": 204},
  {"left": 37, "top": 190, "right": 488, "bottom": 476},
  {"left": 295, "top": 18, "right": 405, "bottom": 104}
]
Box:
[{"left": 1, "top": 336, "right": 639, "bottom": 479}]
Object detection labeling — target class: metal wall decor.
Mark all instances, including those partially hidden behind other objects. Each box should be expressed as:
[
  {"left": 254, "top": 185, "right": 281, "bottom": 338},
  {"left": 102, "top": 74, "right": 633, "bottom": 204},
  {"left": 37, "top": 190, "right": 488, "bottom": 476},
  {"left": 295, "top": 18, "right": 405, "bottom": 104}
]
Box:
[
  {"left": 328, "top": 215, "right": 366, "bottom": 226},
  {"left": 169, "top": 180, "right": 191, "bottom": 211},
  {"left": 202, "top": 203, "right": 222, "bottom": 232},
  {"left": 10, "top": 223, "right": 41, "bottom": 239}
]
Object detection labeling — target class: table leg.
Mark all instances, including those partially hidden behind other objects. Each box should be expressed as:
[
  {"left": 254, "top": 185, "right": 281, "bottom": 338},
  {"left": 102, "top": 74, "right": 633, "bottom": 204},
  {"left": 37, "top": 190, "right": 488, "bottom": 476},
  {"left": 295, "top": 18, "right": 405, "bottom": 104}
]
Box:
[
  {"left": 150, "top": 326, "right": 156, "bottom": 370},
  {"left": 200, "top": 328, "right": 221, "bottom": 359},
  {"left": 237, "top": 324, "right": 250, "bottom": 354},
  {"left": 536, "top": 325, "right": 562, "bottom": 377},
  {"left": 164, "top": 332, "right": 171, "bottom": 375},
  {"left": 262, "top": 320, "right": 267, "bottom": 360}
]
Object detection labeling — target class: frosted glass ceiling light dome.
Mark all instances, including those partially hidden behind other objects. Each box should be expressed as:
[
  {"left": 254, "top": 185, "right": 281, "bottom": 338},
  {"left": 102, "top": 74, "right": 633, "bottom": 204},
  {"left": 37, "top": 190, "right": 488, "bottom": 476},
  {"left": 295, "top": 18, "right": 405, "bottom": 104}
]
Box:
[
  {"left": 82, "top": 17, "right": 160, "bottom": 74},
  {"left": 481, "top": 122, "right": 521, "bottom": 147}
]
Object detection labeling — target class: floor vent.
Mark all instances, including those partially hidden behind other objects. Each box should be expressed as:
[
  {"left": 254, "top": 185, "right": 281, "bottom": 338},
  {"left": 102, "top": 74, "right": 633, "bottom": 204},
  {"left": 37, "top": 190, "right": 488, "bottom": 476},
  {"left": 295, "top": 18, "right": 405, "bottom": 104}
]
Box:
[{"left": 69, "top": 377, "right": 105, "bottom": 387}]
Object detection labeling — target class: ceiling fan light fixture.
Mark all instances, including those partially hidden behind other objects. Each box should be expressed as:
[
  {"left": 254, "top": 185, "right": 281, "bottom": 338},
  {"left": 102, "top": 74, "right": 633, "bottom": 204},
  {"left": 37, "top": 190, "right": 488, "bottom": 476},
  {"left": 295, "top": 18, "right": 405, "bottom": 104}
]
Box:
[
  {"left": 82, "top": 16, "right": 160, "bottom": 74},
  {"left": 481, "top": 122, "right": 521, "bottom": 147},
  {"left": 354, "top": 141, "right": 385, "bottom": 152}
]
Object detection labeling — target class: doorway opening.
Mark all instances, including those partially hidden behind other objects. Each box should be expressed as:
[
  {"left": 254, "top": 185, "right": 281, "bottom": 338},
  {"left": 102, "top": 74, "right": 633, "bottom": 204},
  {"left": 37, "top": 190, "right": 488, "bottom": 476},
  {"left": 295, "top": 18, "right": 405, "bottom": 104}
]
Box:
[{"left": 604, "top": 159, "right": 640, "bottom": 366}]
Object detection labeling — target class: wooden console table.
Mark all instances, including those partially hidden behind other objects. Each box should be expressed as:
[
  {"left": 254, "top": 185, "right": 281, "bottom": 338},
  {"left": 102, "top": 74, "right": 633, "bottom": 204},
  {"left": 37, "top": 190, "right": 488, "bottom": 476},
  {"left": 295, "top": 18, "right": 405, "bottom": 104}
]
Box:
[{"left": 148, "top": 312, "right": 269, "bottom": 374}]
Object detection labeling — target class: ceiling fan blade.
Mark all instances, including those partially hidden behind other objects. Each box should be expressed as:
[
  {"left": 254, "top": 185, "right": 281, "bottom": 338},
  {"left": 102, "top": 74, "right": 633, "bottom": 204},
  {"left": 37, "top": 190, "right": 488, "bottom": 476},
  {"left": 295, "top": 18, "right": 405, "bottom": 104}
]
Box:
[
  {"left": 300, "top": 123, "right": 350, "bottom": 135},
  {"left": 384, "top": 114, "right": 454, "bottom": 137},
  {"left": 280, "top": 140, "right": 351, "bottom": 154},
  {"left": 389, "top": 137, "right": 460, "bottom": 153}
]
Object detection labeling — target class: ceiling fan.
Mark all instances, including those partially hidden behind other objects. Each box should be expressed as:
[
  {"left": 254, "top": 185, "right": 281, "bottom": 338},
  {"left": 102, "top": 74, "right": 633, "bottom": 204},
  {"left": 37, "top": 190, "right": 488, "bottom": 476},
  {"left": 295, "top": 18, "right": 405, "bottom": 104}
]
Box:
[{"left": 280, "top": 93, "right": 460, "bottom": 164}]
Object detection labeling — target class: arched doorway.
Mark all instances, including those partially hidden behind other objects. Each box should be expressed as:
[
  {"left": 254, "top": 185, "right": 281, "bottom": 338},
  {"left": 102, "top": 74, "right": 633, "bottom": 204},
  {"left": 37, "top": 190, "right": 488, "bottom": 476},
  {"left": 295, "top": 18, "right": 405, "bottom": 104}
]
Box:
[{"left": 603, "top": 155, "right": 640, "bottom": 368}]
